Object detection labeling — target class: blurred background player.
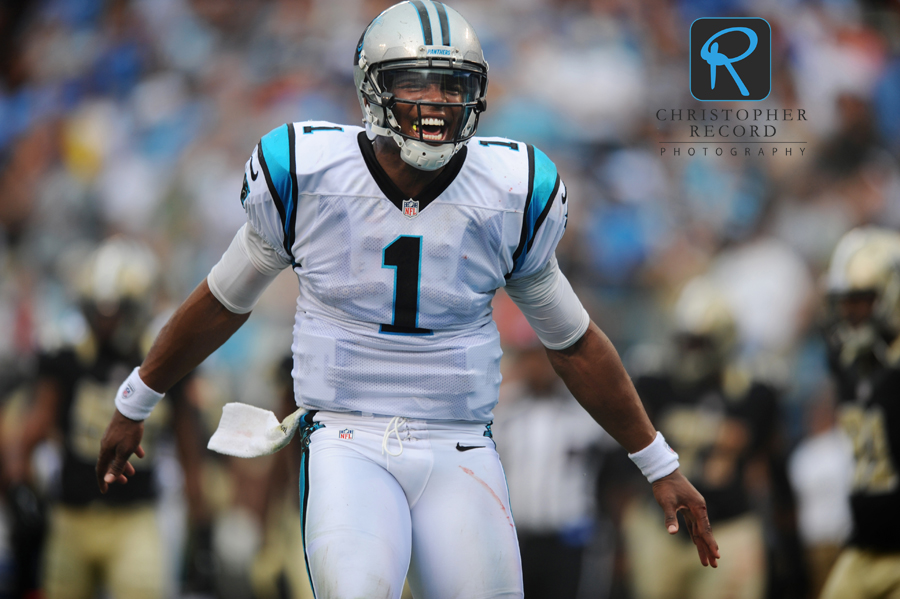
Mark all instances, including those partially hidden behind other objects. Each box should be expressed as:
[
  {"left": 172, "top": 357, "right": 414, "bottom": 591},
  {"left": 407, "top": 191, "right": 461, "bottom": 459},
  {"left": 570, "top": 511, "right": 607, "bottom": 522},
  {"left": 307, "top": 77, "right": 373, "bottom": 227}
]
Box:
[
  {"left": 492, "top": 293, "right": 611, "bottom": 599},
  {"left": 215, "top": 354, "right": 314, "bottom": 599},
  {"left": 819, "top": 227, "right": 900, "bottom": 599},
  {"left": 786, "top": 384, "right": 854, "bottom": 599},
  {"left": 623, "top": 277, "right": 786, "bottom": 599},
  {"left": 1, "top": 237, "right": 209, "bottom": 599}
]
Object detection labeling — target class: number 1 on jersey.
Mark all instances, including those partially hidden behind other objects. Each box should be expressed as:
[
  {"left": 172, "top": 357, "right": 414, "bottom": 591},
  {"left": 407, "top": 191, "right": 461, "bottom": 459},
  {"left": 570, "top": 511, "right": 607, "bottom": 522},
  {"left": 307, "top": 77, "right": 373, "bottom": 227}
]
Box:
[{"left": 381, "top": 236, "right": 432, "bottom": 335}]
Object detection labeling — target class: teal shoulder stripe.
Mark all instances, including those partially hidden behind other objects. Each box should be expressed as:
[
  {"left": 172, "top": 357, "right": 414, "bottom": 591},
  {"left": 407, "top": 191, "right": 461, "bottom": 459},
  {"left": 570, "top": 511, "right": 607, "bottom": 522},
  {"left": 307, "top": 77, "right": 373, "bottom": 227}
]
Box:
[
  {"left": 527, "top": 174, "right": 560, "bottom": 253},
  {"left": 510, "top": 145, "right": 558, "bottom": 276},
  {"left": 529, "top": 146, "right": 558, "bottom": 229},
  {"left": 258, "top": 124, "right": 297, "bottom": 258},
  {"left": 259, "top": 124, "right": 293, "bottom": 212}
]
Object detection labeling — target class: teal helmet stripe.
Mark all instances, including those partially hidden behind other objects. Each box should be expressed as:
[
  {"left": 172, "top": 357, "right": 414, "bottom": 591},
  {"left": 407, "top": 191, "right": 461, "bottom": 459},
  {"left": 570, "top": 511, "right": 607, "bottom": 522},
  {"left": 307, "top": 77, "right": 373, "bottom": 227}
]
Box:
[
  {"left": 411, "top": 0, "right": 451, "bottom": 47},
  {"left": 410, "top": 0, "right": 433, "bottom": 45},
  {"left": 434, "top": 1, "right": 451, "bottom": 46}
]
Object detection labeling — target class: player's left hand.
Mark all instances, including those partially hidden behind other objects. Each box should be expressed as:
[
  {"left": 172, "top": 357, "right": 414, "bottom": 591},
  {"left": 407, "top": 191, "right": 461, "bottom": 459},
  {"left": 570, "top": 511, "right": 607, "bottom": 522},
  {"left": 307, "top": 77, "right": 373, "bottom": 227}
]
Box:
[{"left": 651, "top": 469, "right": 720, "bottom": 567}]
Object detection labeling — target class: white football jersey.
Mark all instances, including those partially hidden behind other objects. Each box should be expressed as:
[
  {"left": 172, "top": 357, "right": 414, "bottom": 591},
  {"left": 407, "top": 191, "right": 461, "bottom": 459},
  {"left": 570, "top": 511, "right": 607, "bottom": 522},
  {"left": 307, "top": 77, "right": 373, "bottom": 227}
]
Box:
[{"left": 240, "top": 121, "right": 568, "bottom": 422}]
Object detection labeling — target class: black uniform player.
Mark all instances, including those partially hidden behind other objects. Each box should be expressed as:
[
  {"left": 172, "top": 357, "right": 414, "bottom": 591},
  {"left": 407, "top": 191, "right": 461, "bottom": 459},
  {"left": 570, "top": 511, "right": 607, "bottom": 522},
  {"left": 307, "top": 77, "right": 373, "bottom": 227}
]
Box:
[
  {"left": 820, "top": 227, "right": 900, "bottom": 599},
  {"left": 3, "top": 238, "right": 206, "bottom": 599},
  {"left": 624, "top": 277, "right": 779, "bottom": 599}
]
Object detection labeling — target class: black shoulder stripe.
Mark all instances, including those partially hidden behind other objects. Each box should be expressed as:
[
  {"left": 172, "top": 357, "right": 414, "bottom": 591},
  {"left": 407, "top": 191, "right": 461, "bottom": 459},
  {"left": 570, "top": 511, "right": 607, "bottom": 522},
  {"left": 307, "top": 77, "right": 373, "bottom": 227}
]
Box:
[
  {"left": 256, "top": 142, "right": 286, "bottom": 230},
  {"left": 506, "top": 144, "right": 536, "bottom": 280},
  {"left": 411, "top": 0, "right": 433, "bottom": 46},
  {"left": 434, "top": 2, "right": 450, "bottom": 46},
  {"left": 527, "top": 175, "right": 560, "bottom": 253},
  {"left": 286, "top": 123, "right": 299, "bottom": 262}
]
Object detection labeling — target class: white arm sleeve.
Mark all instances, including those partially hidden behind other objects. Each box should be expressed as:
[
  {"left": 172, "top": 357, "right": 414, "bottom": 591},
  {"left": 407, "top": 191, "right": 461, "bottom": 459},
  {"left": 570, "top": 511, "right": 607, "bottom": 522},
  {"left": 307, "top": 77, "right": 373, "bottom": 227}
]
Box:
[
  {"left": 207, "top": 224, "right": 291, "bottom": 314},
  {"left": 504, "top": 255, "right": 590, "bottom": 350}
]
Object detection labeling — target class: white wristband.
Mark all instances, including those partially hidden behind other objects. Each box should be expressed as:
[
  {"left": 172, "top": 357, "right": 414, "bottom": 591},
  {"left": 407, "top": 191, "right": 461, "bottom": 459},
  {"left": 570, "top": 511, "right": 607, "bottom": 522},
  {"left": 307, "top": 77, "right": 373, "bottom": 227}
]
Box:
[
  {"left": 628, "top": 431, "right": 680, "bottom": 483},
  {"left": 115, "top": 367, "right": 164, "bottom": 421}
]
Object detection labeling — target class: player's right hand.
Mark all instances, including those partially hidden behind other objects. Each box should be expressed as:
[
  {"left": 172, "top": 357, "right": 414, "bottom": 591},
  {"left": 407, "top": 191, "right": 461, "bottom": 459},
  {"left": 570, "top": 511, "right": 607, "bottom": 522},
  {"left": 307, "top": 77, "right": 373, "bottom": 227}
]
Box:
[
  {"left": 96, "top": 409, "right": 145, "bottom": 493},
  {"left": 651, "top": 468, "right": 720, "bottom": 568}
]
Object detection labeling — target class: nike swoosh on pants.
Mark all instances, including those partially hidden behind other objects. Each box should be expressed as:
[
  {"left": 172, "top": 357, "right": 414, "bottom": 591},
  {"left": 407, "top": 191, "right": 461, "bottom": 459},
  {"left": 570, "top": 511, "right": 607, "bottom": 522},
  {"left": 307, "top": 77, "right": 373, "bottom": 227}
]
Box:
[{"left": 456, "top": 443, "right": 485, "bottom": 452}]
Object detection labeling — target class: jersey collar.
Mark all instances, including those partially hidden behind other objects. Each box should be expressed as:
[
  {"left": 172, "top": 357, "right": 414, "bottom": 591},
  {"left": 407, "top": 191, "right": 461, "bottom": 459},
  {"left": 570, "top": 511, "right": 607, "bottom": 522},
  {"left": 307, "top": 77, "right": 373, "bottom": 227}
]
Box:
[{"left": 357, "top": 131, "right": 467, "bottom": 213}]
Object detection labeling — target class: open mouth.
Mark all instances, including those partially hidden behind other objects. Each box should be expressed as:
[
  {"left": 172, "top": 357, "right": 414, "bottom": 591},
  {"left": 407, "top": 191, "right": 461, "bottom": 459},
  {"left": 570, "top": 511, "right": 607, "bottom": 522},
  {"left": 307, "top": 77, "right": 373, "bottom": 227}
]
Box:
[{"left": 411, "top": 117, "right": 448, "bottom": 142}]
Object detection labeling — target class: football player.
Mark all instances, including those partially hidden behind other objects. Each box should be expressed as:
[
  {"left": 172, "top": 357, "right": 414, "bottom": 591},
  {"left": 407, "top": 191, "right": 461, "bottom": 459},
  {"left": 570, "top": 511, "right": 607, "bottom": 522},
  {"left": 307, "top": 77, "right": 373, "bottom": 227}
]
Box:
[
  {"left": 624, "top": 277, "right": 782, "bottom": 599},
  {"left": 96, "top": 2, "right": 719, "bottom": 597},
  {"left": 819, "top": 227, "right": 900, "bottom": 599},
  {"left": 3, "top": 237, "right": 208, "bottom": 599}
]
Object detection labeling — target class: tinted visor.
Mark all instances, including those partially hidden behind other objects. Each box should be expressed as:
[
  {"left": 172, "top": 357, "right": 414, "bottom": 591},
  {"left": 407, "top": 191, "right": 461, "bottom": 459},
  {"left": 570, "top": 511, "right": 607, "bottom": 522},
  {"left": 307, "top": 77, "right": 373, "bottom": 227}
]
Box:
[{"left": 380, "top": 68, "right": 483, "bottom": 104}]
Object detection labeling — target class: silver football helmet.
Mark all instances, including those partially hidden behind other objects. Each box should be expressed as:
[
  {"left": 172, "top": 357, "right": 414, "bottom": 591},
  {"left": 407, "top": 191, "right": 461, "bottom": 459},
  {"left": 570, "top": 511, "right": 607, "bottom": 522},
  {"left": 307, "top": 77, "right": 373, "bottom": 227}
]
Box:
[{"left": 353, "top": 1, "right": 488, "bottom": 171}]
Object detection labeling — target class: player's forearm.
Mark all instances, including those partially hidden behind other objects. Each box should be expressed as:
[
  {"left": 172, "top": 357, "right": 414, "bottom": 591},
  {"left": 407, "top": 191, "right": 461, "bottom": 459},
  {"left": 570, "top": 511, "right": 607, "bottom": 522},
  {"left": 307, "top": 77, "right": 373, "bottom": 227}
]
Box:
[
  {"left": 139, "top": 279, "right": 250, "bottom": 393},
  {"left": 4, "top": 380, "right": 60, "bottom": 483},
  {"left": 546, "top": 321, "right": 656, "bottom": 454}
]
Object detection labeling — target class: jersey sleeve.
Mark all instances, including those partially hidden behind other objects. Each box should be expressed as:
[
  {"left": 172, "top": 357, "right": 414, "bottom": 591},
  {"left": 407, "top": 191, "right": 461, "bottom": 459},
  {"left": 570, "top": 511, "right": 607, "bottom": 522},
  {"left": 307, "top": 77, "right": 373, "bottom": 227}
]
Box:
[
  {"left": 506, "top": 145, "right": 568, "bottom": 280},
  {"left": 241, "top": 123, "right": 298, "bottom": 264}
]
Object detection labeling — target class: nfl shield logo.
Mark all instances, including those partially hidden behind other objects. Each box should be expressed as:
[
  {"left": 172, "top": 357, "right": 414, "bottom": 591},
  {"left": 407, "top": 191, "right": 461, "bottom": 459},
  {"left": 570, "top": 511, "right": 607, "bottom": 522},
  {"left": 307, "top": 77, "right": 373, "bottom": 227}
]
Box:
[
  {"left": 339, "top": 428, "right": 353, "bottom": 440},
  {"left": 403, "top": 199, "right": 419, "bottom": 219}
]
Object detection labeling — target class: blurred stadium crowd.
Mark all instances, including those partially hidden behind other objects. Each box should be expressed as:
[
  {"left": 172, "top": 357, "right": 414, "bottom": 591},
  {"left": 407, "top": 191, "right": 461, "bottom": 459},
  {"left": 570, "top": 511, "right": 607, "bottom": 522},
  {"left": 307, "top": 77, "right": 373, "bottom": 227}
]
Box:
[{"left": 1, "top": 0, "right": 899, "bottom": 597}]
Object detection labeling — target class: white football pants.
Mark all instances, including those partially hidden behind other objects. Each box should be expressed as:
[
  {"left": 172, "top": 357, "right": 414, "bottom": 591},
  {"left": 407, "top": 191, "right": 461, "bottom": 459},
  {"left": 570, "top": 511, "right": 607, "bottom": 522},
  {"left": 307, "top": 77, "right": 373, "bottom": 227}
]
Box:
[{"left": 298, "top": 411, "right": 524, "bottom": 599}]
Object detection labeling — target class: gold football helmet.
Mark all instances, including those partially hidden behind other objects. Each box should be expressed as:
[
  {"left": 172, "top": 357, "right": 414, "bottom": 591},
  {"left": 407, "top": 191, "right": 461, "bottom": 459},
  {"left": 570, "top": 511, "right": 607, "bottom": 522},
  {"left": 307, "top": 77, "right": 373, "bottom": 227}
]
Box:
[
  {"left": 671, "top": 276, "right": 738, "bottom": 384},
  {"left": 77, "top": 237, "right": 160, "bottom": 352},
  {"left": 825, "top": 226, "right": 900, "bottom": 367}
]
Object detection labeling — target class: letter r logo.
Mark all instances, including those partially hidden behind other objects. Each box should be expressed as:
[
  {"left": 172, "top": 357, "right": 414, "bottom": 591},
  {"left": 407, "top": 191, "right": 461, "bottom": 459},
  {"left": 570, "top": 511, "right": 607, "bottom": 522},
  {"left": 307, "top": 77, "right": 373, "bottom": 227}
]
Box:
[{"left": 690, "top": 18, "right": 771, "bottom": 101}]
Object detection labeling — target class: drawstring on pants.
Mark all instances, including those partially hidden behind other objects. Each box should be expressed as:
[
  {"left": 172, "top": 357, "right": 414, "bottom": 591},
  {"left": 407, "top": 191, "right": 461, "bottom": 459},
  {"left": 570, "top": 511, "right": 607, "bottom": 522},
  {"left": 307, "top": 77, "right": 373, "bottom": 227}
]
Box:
[{"left": 381, "top": 416, "right": 408, "bottom": 457}]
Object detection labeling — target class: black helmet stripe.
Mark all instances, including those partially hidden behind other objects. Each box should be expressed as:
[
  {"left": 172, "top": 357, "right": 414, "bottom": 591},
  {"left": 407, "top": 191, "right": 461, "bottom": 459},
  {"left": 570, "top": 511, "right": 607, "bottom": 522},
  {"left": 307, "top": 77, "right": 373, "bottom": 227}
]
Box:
[
  {"left": 354, "top": 16, "right": 377, "bottom": 64},
  {"left": 434, "top": 2, "right": 451, "bottom": 46},
  {"left": 410, "top": 1, "right": 433, "bottom": 46}
]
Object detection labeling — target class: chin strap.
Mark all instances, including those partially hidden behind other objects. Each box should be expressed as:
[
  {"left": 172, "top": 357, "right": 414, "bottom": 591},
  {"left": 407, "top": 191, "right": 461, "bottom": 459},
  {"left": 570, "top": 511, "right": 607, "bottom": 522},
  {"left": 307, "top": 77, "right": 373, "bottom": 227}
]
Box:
[
  {"left": 399, "top": 138, "right": 458, "bottom": 171},
  {"left": 367, "top": 110, "right": 461, "bottom": 172}
]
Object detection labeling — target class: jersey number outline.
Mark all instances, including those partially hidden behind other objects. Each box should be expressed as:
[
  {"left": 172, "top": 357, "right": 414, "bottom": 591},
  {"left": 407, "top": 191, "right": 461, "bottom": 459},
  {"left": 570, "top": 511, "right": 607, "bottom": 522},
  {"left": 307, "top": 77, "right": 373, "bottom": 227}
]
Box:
[
  {"left": 380, "top": 236, "right": 432, "bottom": 335},
  {"left": 841, "top": 404, "right": 899, "bottom": 494},
  {"left": 479, "top": 140, "right": 519, "bottom": 151}
]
